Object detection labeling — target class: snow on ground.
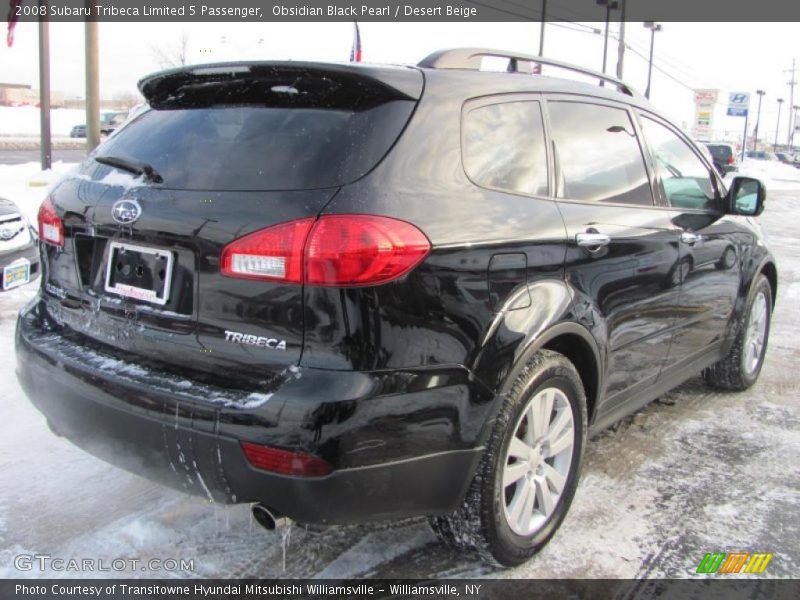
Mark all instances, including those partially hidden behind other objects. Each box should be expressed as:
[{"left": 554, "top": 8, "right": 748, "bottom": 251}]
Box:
[
  {"left": 0, "top": 161, "right": 78, "bottom": 224},
  {"left": 724, "top": 158, "right": 800, "bottom": 191},
  {"left": 0, "top": 161, "right": 797, "bottom": 579},
  {"left": 0, "top": 107, "right": 88, "bottom": 139}
]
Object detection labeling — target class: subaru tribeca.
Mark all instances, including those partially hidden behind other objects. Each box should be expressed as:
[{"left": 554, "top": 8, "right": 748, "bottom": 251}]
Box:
[{"left": 16, "top": 49, "right": 777, "bottom": 566}]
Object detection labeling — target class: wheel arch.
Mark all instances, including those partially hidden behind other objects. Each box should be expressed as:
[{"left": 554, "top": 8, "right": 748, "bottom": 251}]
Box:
[
  {"left": 759, "top": 260, "right": 778, "bottom": 308},
  {"left": 499, "top": 322, "right": 603, "bottom": 426}
]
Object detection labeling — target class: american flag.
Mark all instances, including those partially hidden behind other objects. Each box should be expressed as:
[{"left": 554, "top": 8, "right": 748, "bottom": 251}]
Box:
[
  {"left": 7, "top": 0, "right": 23, "bottom": 47},
  {"left": 349, "top": 21, "right": 361, "bottom": 63}
]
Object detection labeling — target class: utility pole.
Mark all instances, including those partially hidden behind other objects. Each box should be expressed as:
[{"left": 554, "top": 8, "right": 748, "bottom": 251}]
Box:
[
  {"left": 753, "top": 90, "right": 765, "bottom": 151},
  {"left": 643, "top": 22, "right": 662, "bottom": 100},
  {"left": 792, "top": 105, "right": 800, "bottom": 149},
  {"left": 538, "top": 0, "right": 546, "bottom": 56},
  {"left": 85, "top": 17, "right": 100, "bottom": 151},
  {"left": 616, "top": 0, "right": 626, "bottom": 79},
  {"left": 786, "top": 59, "right": 798, "bottom": 146},
  {"left": 774, "top": 98, "right": 784, "bottom": 151},
  {"left": 38, "top": 13, "right": 52, "bottom": 170},
  {"left": 597, "top": 0, "right": 619, "bottom": 83}
]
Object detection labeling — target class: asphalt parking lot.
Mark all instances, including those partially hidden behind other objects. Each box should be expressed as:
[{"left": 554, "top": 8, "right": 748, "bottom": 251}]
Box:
[
  {"left": 0, "top": 149, "right": 87, "bottom": 166},
  {"left": 0, "top": 190, "right": 797, "bottom": 579}
]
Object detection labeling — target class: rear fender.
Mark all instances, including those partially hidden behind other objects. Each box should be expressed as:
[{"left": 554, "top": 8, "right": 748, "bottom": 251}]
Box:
[{"left": 470, "top": 279, "right": 602, "bottom": 441}]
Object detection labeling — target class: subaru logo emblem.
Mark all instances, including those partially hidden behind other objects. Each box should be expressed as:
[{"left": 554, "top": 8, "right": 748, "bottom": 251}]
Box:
[{"left": 111, "top": 199, "right": 142, "bottom": 225}]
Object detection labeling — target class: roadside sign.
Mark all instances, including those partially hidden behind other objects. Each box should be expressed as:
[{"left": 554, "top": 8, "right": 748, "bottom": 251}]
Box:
[
  {"left": 694, "top": 89, "right": 718, "bottom": 141},
  {"left": 727, "top": 92, "right": 750, "bottom": 117}
]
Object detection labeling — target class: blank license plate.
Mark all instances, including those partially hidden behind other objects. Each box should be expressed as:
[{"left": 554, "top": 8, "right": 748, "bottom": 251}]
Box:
[
  {"left": 3, "top": 258, "right": 30, "bottom": 290},
  {"left": 104, "top": 241, "right": 173, "bottom": 305}
]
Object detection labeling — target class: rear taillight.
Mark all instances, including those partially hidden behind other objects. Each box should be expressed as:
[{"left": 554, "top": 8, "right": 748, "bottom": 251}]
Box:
[
  {"left": 220, "top": 218, "right": 314, "bottom": 283},
  {"left": 727, "top": 155, "right": 735, "bottom": 165},
  {"left": 38, "top": 197, "right": 64, "bottom": 247},
  {"left": 241, "top": 442, "right": 333, "bottom": 477},
  {"left": 221, "top": 215, "right": 431, "bottom": 287},
  {"left": 305, "top": 215, "right": 431, "bottom": 286}
]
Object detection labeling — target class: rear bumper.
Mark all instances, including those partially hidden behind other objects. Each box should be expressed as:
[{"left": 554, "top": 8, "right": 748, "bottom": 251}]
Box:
[{"left": 16, "top": 297, "right": 491, "bottom": 524}]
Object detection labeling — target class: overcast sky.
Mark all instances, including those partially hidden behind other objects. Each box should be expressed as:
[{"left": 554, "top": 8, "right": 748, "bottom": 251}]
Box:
[{"left": 1, "top": 21, "right": 798, "bottom": 143}]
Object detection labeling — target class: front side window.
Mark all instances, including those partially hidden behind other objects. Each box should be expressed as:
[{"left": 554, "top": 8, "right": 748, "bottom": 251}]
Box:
[
  {"left": 547, "top": 101, "right": 652, "bottom": 206},
  {"left": 640, "top": 117, "right": 718, "bottom": 211},
  {"left": 462, "top": 100, "right": 548, "bottom": 196}
]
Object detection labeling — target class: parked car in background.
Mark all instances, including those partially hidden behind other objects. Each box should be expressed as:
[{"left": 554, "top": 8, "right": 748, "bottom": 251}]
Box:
[
  {"left": 0, "top": 198, "right": 39, "bottom": 291},
  {"left": 746, "top": 150, "right": 779, "bottom": 161},
  {"left": 70, "top": 110, "right": 129, "bottom": 138},
  {"left": 704, "top": 142, "right": 739, "bottom": 175},
  {"left": 18, "top": 49, "right": 777, "bottom": 567},
  {"left": 775, "top": 152, "right": 796, "bottom": 165}
]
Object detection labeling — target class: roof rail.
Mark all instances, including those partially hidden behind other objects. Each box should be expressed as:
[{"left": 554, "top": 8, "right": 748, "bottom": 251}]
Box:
[{"left": 418, "top": 48, "right": 638, "bottom": 97}]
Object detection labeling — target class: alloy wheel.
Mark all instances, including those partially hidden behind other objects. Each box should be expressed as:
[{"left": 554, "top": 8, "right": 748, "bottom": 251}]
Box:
[{"left": 502, "top": 387, "right": 575, "bottom": 536}]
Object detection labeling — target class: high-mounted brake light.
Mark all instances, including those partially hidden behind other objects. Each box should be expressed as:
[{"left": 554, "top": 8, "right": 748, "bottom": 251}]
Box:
[
  {"left": 38, "top": 197, "right": 64, "bottom": 247},
  {"left": 221, "top": 215, "right": 431, "bottom": 287},
  {"left": 241, "top": 441, "right": 333, "bottom": 477}
]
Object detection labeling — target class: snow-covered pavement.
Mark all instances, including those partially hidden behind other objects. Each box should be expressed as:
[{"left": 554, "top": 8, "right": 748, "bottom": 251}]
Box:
[{"left": 0, "top": 163, "right": 798, "bottom": 579}]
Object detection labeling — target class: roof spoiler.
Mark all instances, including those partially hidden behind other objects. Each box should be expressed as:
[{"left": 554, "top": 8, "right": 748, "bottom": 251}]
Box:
[{"left": 138, "top": 62, "right": 423, "bottom": 110}]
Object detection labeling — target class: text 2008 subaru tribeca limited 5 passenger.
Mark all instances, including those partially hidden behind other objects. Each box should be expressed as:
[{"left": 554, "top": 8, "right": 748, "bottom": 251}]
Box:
[{"left": 17, "top": 49, "right": 777, "bottom": 566}]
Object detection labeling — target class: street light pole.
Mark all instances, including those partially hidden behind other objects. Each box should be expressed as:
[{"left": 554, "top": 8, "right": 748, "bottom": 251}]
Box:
[
  {"left": 616, "top": 0, "right": 626, "bottom": 79},
  {"left": 38, "top": 15, "right": 52, "bottom": 171},
  {"left": 774, "top": 98, "right": 784, "bottom": 151},
  {"left": 753, "top": 89, "right": 765, "bottom": 151},
  {"left": 85, "top": 20, "right": 100, "bottom": 151},
  {"left": 538, "top": 0, "right": 546, "bottom": 56},
  {"left": 643, "top": 22, "right": 662, "bottom": 100},
  {"left": 791, "top": 105, "right": 800, "bottom": 149},
  {"left": 597, "top": 0, "right": 619, "bottom": 81}
]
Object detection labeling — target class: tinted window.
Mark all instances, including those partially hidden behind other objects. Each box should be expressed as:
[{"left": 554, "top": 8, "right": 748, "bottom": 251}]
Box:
[
  {"left": 463, "top": 101, "right": 548, "bottom": 196},
  {"left": 547, "top": 101, "right": 652, "bottom": 205},
  {"left": 92, "top": 102, "right": 414, "bottom": 191},
  {"left": 641, "top": 117, "right": 717, "bottom": 211},
  {"left": 705, "top": 144, "right": 732, "bottom": 161}
]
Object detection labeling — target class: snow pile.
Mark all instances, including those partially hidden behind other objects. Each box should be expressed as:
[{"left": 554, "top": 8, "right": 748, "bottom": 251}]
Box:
[
  {"left": 0, "top": 107, "right": 87, "bottom": 138},
  {"left": 0, "top": 161, "right": 78, "bottom": 223}
]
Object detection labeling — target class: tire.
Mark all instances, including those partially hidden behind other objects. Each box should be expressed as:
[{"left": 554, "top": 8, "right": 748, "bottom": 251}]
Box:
[
  {"left": 715, "top": 246, "right": 737, "bottom": 271},
  {"left": 703, "top": 274, "right": 772, "bottom": 391},
  {"left": 430, "top": 349, "right": 587, "bottom": 566}
]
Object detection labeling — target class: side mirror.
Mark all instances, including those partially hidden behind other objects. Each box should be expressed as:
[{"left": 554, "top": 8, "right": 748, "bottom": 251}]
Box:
[{"left": 726, "top": 176, "right": 766, "bottom": 217}]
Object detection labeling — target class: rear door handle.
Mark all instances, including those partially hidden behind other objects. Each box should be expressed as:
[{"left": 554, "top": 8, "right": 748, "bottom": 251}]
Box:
[
  {"left": 576, "top": 232, "right": 611, "bottom": 248},
  {"left": 681, "top": 231, "right": 702, "bottom": 245}
]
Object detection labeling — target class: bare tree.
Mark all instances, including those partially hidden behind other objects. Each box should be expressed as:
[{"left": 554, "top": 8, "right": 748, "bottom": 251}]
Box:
[{"left": 151, "top": 32, "right": 190, "bottom": 68}]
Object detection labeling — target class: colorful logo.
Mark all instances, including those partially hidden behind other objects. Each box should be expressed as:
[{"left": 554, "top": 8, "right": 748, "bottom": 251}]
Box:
[{"left": 696, "top": 552, "right": 773, "bottom": 574}]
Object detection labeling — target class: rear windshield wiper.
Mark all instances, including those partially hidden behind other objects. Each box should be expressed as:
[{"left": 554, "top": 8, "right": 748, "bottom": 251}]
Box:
[{"left": 95, "top": 155, "right": 163, "bottom": 184}]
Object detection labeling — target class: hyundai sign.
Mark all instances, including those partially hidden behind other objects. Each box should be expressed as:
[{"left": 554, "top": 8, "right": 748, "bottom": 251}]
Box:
[{"left": 727, "top": 92, "right": 750, "bottom": 117}]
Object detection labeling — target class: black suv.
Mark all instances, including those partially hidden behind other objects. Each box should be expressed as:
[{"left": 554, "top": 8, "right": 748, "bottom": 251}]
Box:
[
  {"left": 704, "top": 142, "right": 739, "bottom": 175},
  {"left": 17, "top": 49, "right": 777, "bottom": 567}
]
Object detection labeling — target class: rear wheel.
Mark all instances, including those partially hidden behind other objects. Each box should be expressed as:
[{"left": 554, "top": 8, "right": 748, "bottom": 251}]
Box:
[
  {"left": 703, "top": 274, "right": 772, "bottom": 390},
  {"left": 430, "top": 350, "right": 587, "bottom": 566}
]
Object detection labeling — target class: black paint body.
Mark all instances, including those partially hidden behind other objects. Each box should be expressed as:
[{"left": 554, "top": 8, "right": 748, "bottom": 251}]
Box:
[{"left": 16, "top": 61, "right": 777, "bottom": 523}]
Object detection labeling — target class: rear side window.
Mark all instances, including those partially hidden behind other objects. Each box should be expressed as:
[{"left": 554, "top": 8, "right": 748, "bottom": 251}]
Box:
[
  {"left": 92, "top": 102, "right": 414, "bottom": 191},
  {"left": 547, "top": 101, "right": 652, "bottom": 206},
  {"left": 463, "top": 100, "right": 548, "bottom": 196},
  {"left": 640, "top": 117, "right": 717, "bottom": 211}
]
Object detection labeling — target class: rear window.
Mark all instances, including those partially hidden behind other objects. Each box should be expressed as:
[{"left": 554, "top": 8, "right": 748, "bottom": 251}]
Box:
[
  {"left": 706, "top": 144, "right": 733, "bottom": 160},
  {"left": 548, "top": 101, "right": 652, "bottom": 206},
  {"left": 91, "top": 102, "right": 414, "bottom": 191}
]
